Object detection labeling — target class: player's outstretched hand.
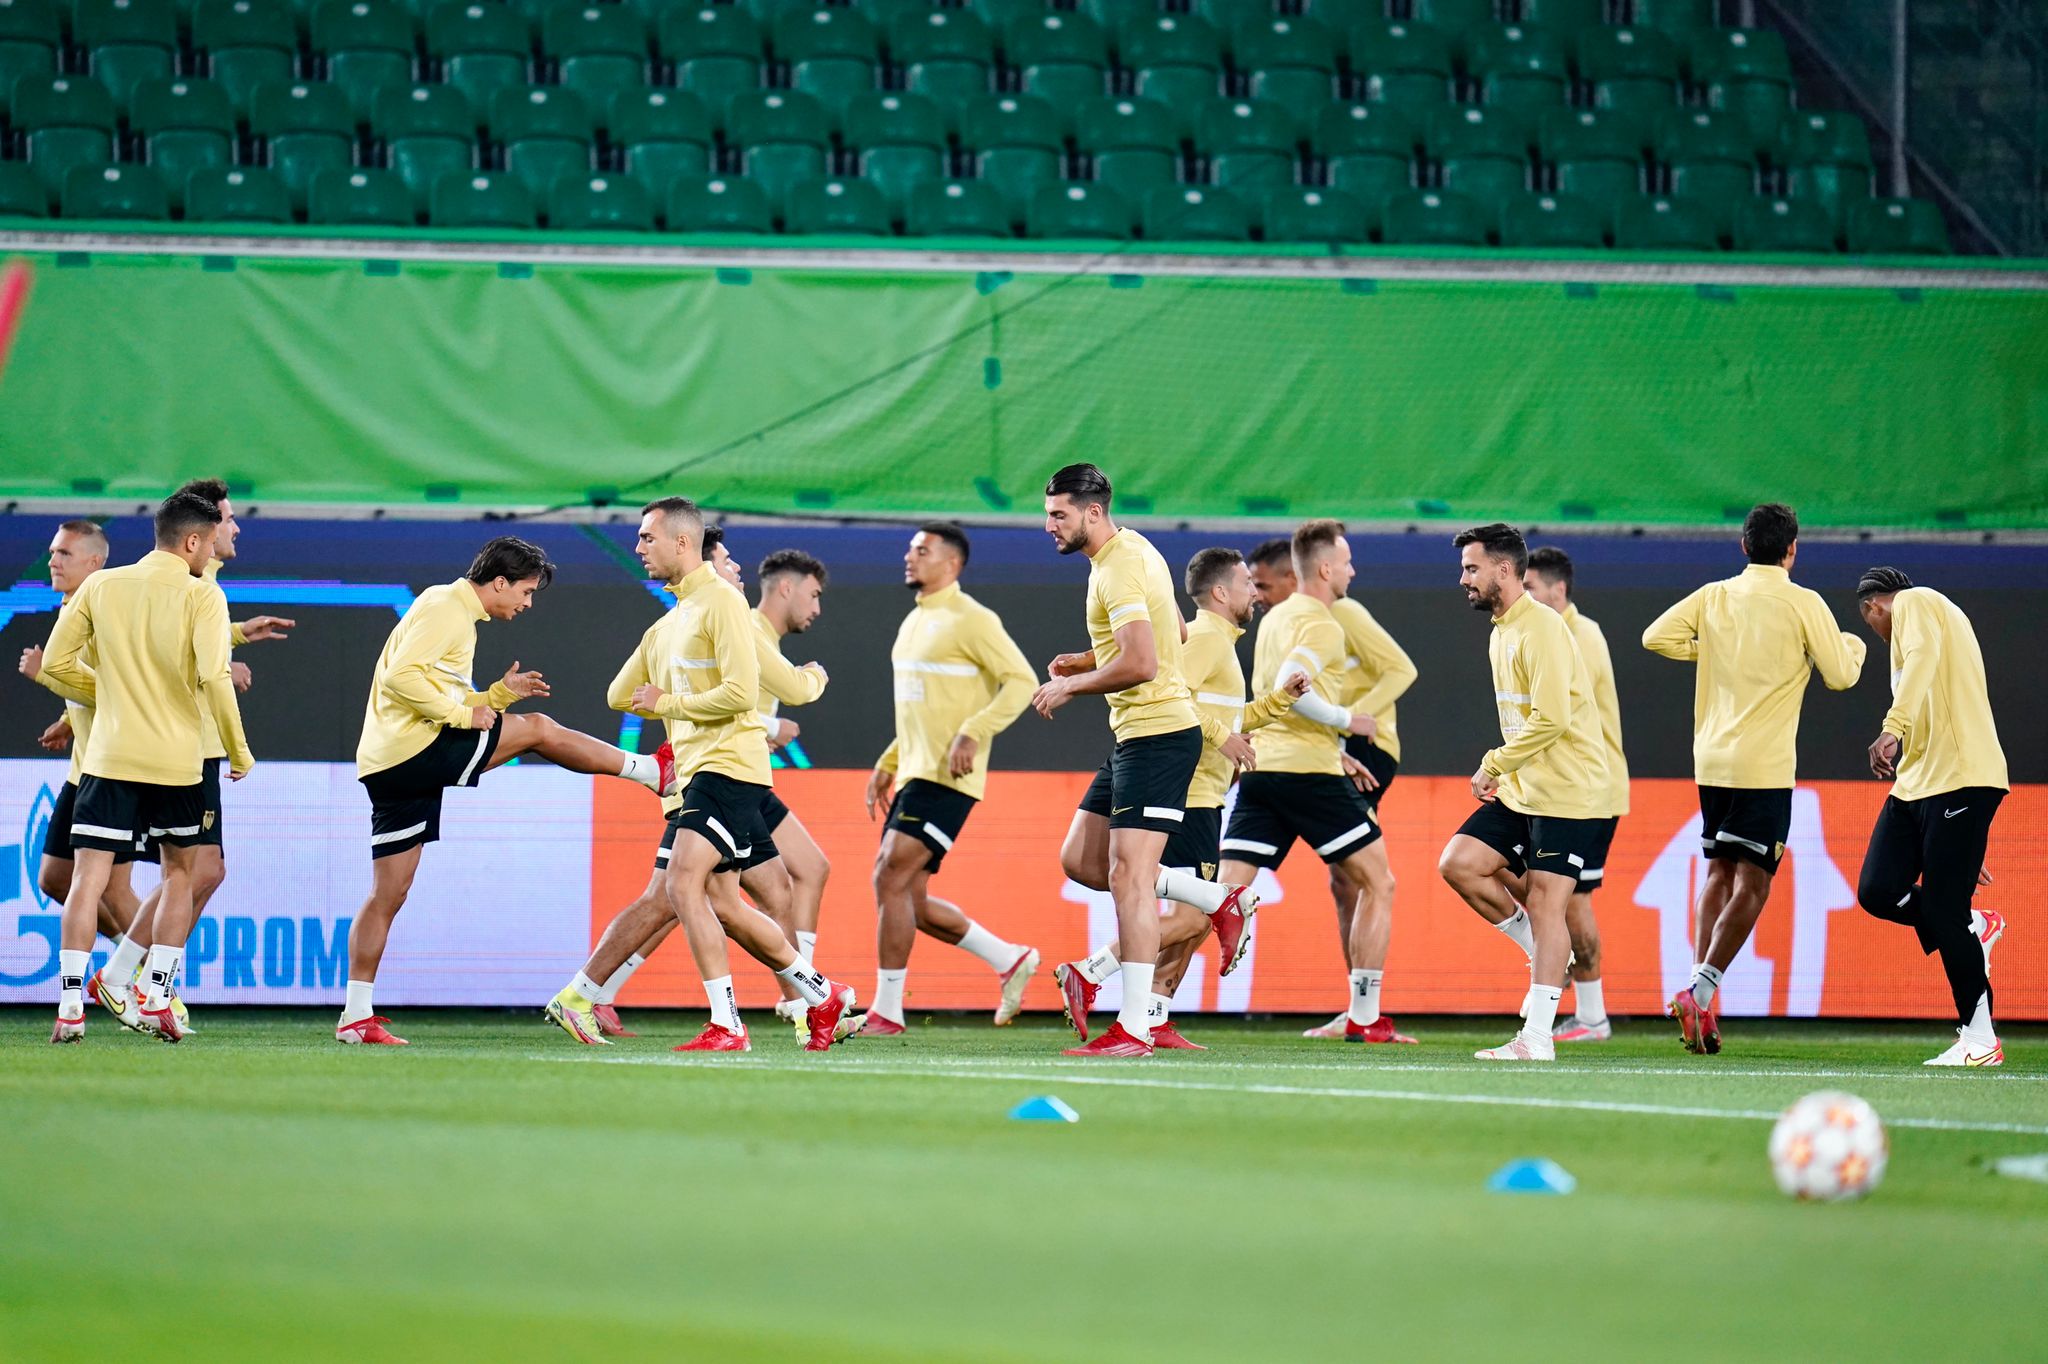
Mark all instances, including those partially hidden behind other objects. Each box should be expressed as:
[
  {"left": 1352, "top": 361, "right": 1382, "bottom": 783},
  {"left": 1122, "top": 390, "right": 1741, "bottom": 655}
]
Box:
[
  {"left": 1341, "top": 751, "right": 1379, "bottom": 793},
  {"left": 238, "top": 615, "right": 295, "bottom": 643},
  {"left": 1221, "top": 733, "right": 1256, "bottom": 773},
  {"left": 37, "top": 717, "right": 70, "bottom": 752},
  {"left": 17, "top": 645, "right": 41, "bottom": 679},
  {"left": 770, "top": 718, "right": 801, "bottom": 749},
  {"left": 471, "top": 706, "right": 499, "bottom": 730},
  {"left": 1047, "top": 651, "right": 1094, "bottom": 679},
  {"left": 231, "top": 661, "right": 253, "bottom": 693},
  {"left": 629, "top": 683, "right": 665, "bottom": 713},
  {"left": 503, "top": 661, "right": 550, "bottom": 699},
  {"left": 1030, "top": 678, "right": 1074, "bottom": 718},
  {"left": 946, "top": 733, "right": 979, "bottom": 777},
  {"left": 1281, "top": 672, "right": 1310, "bottom": 698},
  {"left": 864, "top": 768, "right": 895, "bottom": 821},
  {"left": 1867, "top": 731, "right": 1900, "bottom": 780},
  {"left": 1978, "top": 866, "right": 1995, "bottom": 887},
  {"left": 1469, "top": 765, "right": 1499, "bottom": 803}
]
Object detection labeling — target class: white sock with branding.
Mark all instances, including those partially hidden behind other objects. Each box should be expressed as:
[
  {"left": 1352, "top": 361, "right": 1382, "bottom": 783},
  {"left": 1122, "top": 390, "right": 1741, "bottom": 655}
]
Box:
[
  {"left": 872, "top": 968, "right": 907, "bottom": 1021},
  {"left": 592, "top": 953, "right": 643, "bottom": 1005},
  {"left": 1348, "top": 968, "right": 1383, "bottom": 1026},
  {"left": 1077, "top": 942, "right": 1122, "bottom": 985},
  {"left": 104, "top": 934, "right": 145, "bottom": 986},
  {"left": 1148, "top": 992, "right": 1172, "bottom": 1028},
  {"left": 1496, "top": 906, "right": 1535, "bottom": 958},
  {"left": 1690, "top": 963, "right": 1724, "bottom": 1009},
  {"left": 1522, "top": 984, "right": 1563, "bottom": 1040},
  {"left": 704, "top": 975, "right": 740, "bottom": 1031},
  {"left": 568, "top": 971, "right": 603, "bottom": 1003},
  {"left": 58, "top": 948, "right": 88, "bottom": 1015},
  {"left": 775, "top": 958, "right": 831, "bottom": 1007},
  {"left": 956, "top": 921, "right": 1020, "bottom": 972},
  {"left": 796, "top": 931, "right": 818, "bottom": 962},
  {"left": 142, "top": 944, "right": 183, "bottom": 1010},
  {"left": 1115, "top": 962, "right": 1155, "bottom": 1040},
  {"left": 1963, "top": 990, "right": 1997, "bottom": 1046},
  {"left": 342, "top": 979, "right": 374, "bottom": 1024},
  {"left": 619, "top": 751, "right": 662, "bottom": 791},
  {"left": 1573, "top": 976, "right": 1607, "bottom": 1026},
  {"left": 1155, "top": 868, "right": 1229, "bottom": 913}
]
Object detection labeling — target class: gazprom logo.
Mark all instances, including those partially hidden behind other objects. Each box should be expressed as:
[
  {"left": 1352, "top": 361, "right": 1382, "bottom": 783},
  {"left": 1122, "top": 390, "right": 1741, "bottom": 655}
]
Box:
[{"left": 24, "top": 783, "right": 56, "bottom": 908}]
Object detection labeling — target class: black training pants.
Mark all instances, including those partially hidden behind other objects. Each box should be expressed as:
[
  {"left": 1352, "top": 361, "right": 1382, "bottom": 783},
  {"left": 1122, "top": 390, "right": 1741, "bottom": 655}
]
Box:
[{"left": 1856, "top": 787, "right": 2005, "bottom": 1024}]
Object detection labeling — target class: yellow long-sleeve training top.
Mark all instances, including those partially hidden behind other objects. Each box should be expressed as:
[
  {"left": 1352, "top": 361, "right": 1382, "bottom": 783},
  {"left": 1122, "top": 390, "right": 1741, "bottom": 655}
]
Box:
[
  {"left": 1880, "top": 587, "right": 2008, "bottom": 802},
  {"left": 1183, "top": 608, "right": 1294, "bottom": 806},
  {"left": 35, "top": 590, "right": 99, "bottom": 786},
  {"left": 1329, "top": 596, "right": 1417, "bottom": 765},
  {"left": 1563, "top": 603, "right": 1629, "bottom": 817},
  {"left": 40, "top": 550, "right": 252, "bottom": 785},
  {"left": 356, "top": 579, "right": 520, "bottom": 779},
  {"left": 751, "top": 608, "right": 826, "bottom": 721},
  {"left": 1482, "top": 593, "right": 1609, "bottom": 820},
  {"left": 198, "top": 559, "right": 251, "bottom": 762},
  {"left": 875, "top": 580, "right": 1035, "bottom": 801},
  {"left": 1642, "top": 563, "right": 1866, "bottom": 789},
  {"left": 607, "top": 562, "right": 770, "bottom": 787},
  {"left": 1086, "top": 528, "right": 1198, "bottom": 742},
  {"left": 1249, "top": 592, "right": 1353, "bottom": 777}
]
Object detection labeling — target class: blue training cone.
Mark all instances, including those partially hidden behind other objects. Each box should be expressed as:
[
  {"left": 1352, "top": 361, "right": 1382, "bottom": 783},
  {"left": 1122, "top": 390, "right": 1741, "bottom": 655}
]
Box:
[
  {"left": 1010, "top": 1096, "right": 1080, "bottom": 1123},
  {"left": 1487, "top": 1158, "right": 1576, "bottom": 1195}
]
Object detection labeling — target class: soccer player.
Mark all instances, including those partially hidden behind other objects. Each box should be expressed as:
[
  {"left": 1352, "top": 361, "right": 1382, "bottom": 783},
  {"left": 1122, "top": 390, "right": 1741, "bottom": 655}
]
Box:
[
  {"left": 1642, "top": 503, "right": 1865, "bottom": 1054},
  {"left": 1522, "top": 547, "right": 1628, "bottom": 1043},
  {"left": 864, "top": 522, "right": 1040, "bottom": 1035},
  {"left": 1850, "top": 568, "right": 2009, "bottom": 1067},
  {"left": 38, "top": 492, "right": 253, "bottom": 1042},
  {"left": 342, "top": 535, "right": 675, "bottom": 1045},
  {"left": 551, "top": 499, "right": 852, "bottom": 1052},
  {"left": 1437, "top": 524, "right": 1610, "bottom": 1062}
]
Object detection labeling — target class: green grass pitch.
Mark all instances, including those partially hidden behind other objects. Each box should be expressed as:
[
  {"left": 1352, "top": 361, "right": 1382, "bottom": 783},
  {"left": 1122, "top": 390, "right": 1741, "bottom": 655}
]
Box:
[{"left": 4, "top": 1010, "right": 2044, "bottom": 1362}]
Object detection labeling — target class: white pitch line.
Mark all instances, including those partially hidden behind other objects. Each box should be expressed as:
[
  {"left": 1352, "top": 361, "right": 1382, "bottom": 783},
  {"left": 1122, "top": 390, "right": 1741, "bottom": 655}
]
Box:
[
  {"left": 523, "top": 1054, "right": 2048, "bottom": 1138},
  {"left": 767, "top": 1055, "right": 2048, "bottom": 1083}
]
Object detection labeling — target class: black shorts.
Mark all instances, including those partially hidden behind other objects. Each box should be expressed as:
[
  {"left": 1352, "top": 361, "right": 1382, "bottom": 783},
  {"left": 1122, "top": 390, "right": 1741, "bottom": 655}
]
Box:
[
  {"left": 71, "top": 773, "right": 210, "bottom": 855},
  {"left": 362, "top": 723, "right": 502, "bottom": 859},
  {"left": 737, "top": 792, "right": 782, "bottom": 872},
  {"left": 654, "top": 813, "right": 682, "bottom": 872},
  {"left": 1077, "top": 726, "right": 1202, "bottom": 834},
  {"left": 1455, "top": 801, "right": 1611, "bottom": 884},
  {"left": 884, "top": 778, "right": 977, "bottom": 872},
  {"left": 1341, "top": 737, "right": 1398, "bottom": 812},
  {"left": 667, "top": 770, "right": 771, "bottom": 874},
  {"left": 1221, "top": 770, "right": 1382, "bottom": 870},
  {"left": 137, "top": 758, "right": 224, "bottom": 862},
  {"left": 1163, "top": 805, "right": 1223, "bottom": 879},
  {"left": 41, "top": 780, "right": 139, "bottom": 863},
  {"left": 759, "top": 790, "right": 792, "bottom": 834},
  {"left": 1698, "top": 785, "right": 1792, "bottom": 874},
  {"left": 1578, "top": 816, "right": 1621, "bottom": 894}
]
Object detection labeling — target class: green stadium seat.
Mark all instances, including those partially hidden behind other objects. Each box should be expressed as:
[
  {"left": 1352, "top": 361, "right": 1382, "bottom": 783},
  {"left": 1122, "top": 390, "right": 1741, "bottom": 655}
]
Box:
[
  {"left": 193, "top": 0, "right": 299, "bottom": 115},
  {"left": 1299, "top": 0, "right": 1374, "bottom": 36},
  {"left": 784, "top": 174, "right": 891, "bottom": 233},
  {"left": 1612, "top": 191, "right": 1717, "bottom": 249},
  {"left": 1845, "top": 197, "right": 1949, "bottom": 256},
  {"left": 1027, "top": 179, "right": 1132, "bottom": 238},
  {"left": 1658, "top": 107, "right": 1755, "bottom": 238},
  {"left": 1197, "top": 97, "right": 1297, "bottom": 211},
  {"left": 1782, "top": 109, "right": 1872, "bottom": 232},
  {"left": 1260, "top": 184, "right": 1367, "bottom": 242},
  {"left": 904, "top": 178, "right": 1011, "bottom": 236},
  {"left": 131, "top": 79, "right": 238, "bottom": 210},
  {"left": 1734, "top": 194, "right": 1834, "bottom": 253},
  {"left": 843, "top": 90, "right": 944, "bottom": 221},
  {"left": 889, "top": 9, "right": 991, "bottom": 134},
  {"left": 549, "top": 171, "right": 655, "bottom": 229},
  {"left": 737, "top": 0, "right": 811, "bottom": 28},
  {"left": 1350, "top": 19, "right": 1451, "bottom": 109},
  {"left": 1515, "top": 0, "right": 1603, "bottom": 40},
  {"left": 776, "top": 7, "right": 877, "bottom": 128},
  {"left": 544, "top": 4, "right": 649, "bottom": 104},
  {"left": 183, "top": 164, "right": 293, "bottom": 221},
  {"left": 0, "top": 159, "right": 51, "bottom": 215},
  {"left": 1629, "top": 0, "right": 1713, "bottom": 43},
  {"left": 0, "top": 0, "right": 62, "bottom": 124},
  {"left": 727, "top": 88, "right": 829, "bottom": 207},
  {"left": 1077, "top": 0, "right": 1151, "bottom": 51},
  {"left": 1411, "top": 0, "right": 1494, "bottom": 55},
  {"left": 430, "top": 167, "right": 535, "bottom": 226},
  {"left": 666, "top": 173, "right": 773, "bottom": 231},
  {"left": 1004, "top": 11, "right": 1107, "bottom": 135},
  {"left": 658, "top": 4, "right": 763, "bottom": 129},
  {"left": 1235, "top": 16, "right": 1338, "bottom": 136},
  {"left": 1468, "top": 22, "right": 1569, "bottom": 115},
  {"left": 1187, "top": 0, "right": 1264, "bottom": 43},
  {"left": 1143, "top": 182, "right": 1247, "bottom": 241},
  {"left": 1314, "top": 99, "right": 1414, "bottom": 210},
  {"left": 491, "top": 85, "right": 592, "bottom": 201},
  {"left": 376, "top": 82, "right": 476, "bottom": 211},
  {"left": 1497, "top": 188, "right": 1603, "bottom": 246},
  {"left": 964, "top": 0, "right": 1039, "bottom": 36},
  {"left": 1576, "top": 25, "right": 1678, "bottom": 118},
  {"left": 307, "top": 164, "right": 414, "bottom": 222},
  {"left": 1695, "top": 26, "right": 1790, "bottom": 140},
  {"left": 426, "top": 3, "right": 530, "bottom": 117},
  {"left": 1428, "top": 103, "right": 1528, "bottom": 205},
  {"left": 251, "top": 81, "right": 357, "bottom": 210},
  {"left": 1119, "top": 13, "right": 1220, "bottom": 139},
  {"left": 1075, "top": 95, "right": 1179, "bottom": 201},
  {"left": 310, "top": 0, "right": 418, "bottom": 124},
  {"left": 76, "top": 0, "right": 178, "bottom": 116},
  {"left": 960, "top": 92, "right": 1063, "bottom": 226},
  {"left": 63, "top": 161, "right": 170, "bottom": 218},
  {"left": 13, "top": 75, "right": 118, "bottom": 200},
  {"left": 1379, "top": 186, "right": 1486, "bottom": 244},
  {"left": 1541, "top": 105, "right": 1646, "bottom": 210},
  {"left": 608, "top": 86, "right": 711, "bottom": 204},
  {"left": 848, "top": 0, "right": 927, "bottom": 31}
]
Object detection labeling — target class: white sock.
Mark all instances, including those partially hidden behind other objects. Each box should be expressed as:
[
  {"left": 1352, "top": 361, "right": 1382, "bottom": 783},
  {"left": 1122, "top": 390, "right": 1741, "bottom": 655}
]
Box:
[
  {"left": 143, "top": 944, "right": 183, "bottom": 1009},
  {"left": 1115, "top": 962, "right": 1155, "bottom": 1038},
  {"left": 568, "top": 971, "right": 603, "bottom": 1003},
  {"left": 1076, "top": 942, "right": 1122, "bottom": 985},
  {"left": 593, "top": 953, "right": 643, "bottom": 1005},
  {"left": 775, "top": 957, "right": 831, "bottom": 1006},
  {"left": 704, "top": 975, "right": 740, "bottom": 1031},
  {"left": 1573, "top": 977, "right": 1606, "bottom": 1026},
  {"left": 59, "top": 948, "right": 88, "bottom": 1014},
  {"left": 619, "top": 751, "right": 661, "bottom": 791},
  {"left": 1690, "top": 963, "right": 1724, "bottom": 1009},
  {"left": 1522, "top": 983, "right": 1563, "bottom": 1039},
  {"left": 1155, "top": 868, "right": 1229, "bottom": 914},
  {"left": 1347, "top": 968, "right": 1383, "bottom": 1026},
  {"left": 872, "top": 968, "right": 907, "bottom": 1021},
  {"left": 343, "top": 979, "right": 374, "bottom": 1024},
  {"left": 1496, "top": 906, "right": 1535, "bottom": 958},
  {"left": 955, "top": 920, "right": 1020, "bottom": 972},
  {"left": 796, "top": 931, "right": 818, "bottom": 962},
  {"left": 1963, "top": 990, "right": 1996, "bottom": 1045},
  {"left": 105, "top": 934, "right": 145, "bottom": 985},
  {"left": 1147, "top": 992, "right": 1172, "bottom": 1027}
]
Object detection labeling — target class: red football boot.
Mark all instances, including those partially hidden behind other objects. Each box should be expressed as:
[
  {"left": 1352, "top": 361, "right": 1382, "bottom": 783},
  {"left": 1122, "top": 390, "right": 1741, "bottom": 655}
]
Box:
[
  {"left": 675, "top": 1022, "right": 749, "bottom": 1052},
  {"left": 1701, "top": 998, "right": 1722, "bottom": 1055},
  {"left": 1668, "top": 991, "right": 1706, "bottom": 1054},
  {"left": 139, "top": 999, "right": 188, "bottom": 1043},
  {"left": 804, "top": 983, "right": 854, "bottom": 1052},
  {"left": 862, "top": 1013, "right": 907, "bottom": 1036},
  {"left": 1344, "top": 1015, "right": 1418, "bottom": 1044},
  {"left": 593, "top": 1004, "right": 636, "bottom": 1038},
  {"left": 336, "top": 1015, "right": 407, "bottom": 1046},
  {"left": 1209, "top": 884, "right": 1260, "bottom": 977},
  {"left": 1149, "top": 1021, "right": 1206, "bottom": 1051},
  {"left": 1054, "top": 961, "right": 1096, "bottom": 1042},
  {"left": 1062, "top": 1021, "right": 1153, "bottom": 1057},
  {"left": 654, "top": 740, "right": 678, "bottom": 798}
]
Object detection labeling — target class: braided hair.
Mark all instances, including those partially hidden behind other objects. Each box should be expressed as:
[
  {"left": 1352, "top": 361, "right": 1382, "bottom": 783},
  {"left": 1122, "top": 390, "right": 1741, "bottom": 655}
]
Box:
[{"left": 1856, "top": 566, "right": 1913, "bottom": 599}]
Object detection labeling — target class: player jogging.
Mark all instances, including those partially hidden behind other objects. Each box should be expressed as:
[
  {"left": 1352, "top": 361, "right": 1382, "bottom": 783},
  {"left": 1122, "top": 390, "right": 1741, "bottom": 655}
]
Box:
[
  {"left": 1851, "top": 567, "right": 2009, "bottom": 1067},
  {"left": 1642, "top": 503, "right": 1865, "bottom": 1055}
]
